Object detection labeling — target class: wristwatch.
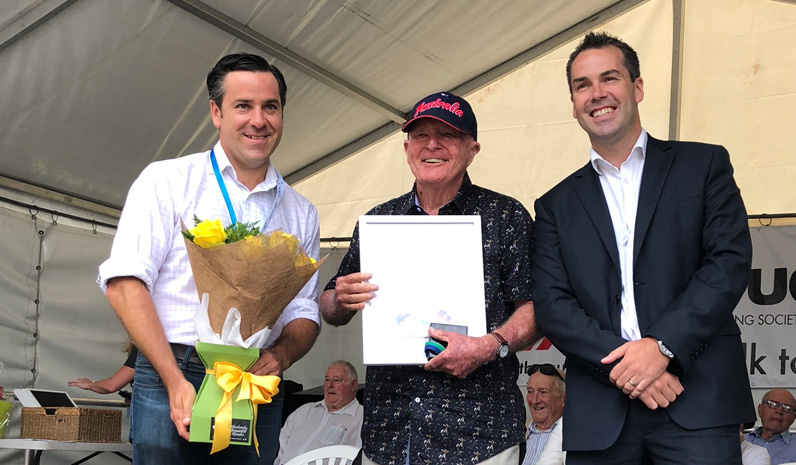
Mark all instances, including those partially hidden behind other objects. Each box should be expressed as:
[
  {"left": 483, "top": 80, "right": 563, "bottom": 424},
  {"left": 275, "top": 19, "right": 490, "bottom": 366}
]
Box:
[
  {"left": 652, "top": 337, "right": 674, "bottom": 359},
  {"left": 490, "top": 331, "right": 510, "bottom": 359}
]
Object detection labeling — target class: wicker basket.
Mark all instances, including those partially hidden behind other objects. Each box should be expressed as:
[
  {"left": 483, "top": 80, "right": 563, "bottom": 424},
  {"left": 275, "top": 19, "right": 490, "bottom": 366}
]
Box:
[{"left": 20, "top": 407, "right": 122, "bottom": 442}]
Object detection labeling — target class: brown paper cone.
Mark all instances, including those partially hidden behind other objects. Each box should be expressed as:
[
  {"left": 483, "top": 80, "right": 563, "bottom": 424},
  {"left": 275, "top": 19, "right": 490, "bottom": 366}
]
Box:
[{"left": 183, "top": 229, "right": 325, "bottom": 340}]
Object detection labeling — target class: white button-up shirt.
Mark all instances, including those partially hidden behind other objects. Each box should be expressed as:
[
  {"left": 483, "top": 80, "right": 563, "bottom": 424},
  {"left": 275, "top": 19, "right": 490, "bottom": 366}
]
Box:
[
  {"left": 590, "top": 129, "right": 648, "bottom": 341},
  {"left": 98, "top": 141, "right": 320, "bottom": 346}
]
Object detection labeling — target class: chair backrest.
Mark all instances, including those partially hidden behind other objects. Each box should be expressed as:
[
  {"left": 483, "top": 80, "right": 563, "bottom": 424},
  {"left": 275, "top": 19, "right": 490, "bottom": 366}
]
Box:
[{"left": 283, "top": 444, "right": 360, "bottom": 465}]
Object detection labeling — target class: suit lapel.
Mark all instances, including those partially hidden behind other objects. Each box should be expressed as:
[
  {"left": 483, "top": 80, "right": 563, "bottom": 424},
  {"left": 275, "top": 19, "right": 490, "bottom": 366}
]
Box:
[
  {"left": 634, "top": 136, "right": 674, "bottom": 262},
  {"left": 573, "top": 163, "right": 621, "bottom": 275}
]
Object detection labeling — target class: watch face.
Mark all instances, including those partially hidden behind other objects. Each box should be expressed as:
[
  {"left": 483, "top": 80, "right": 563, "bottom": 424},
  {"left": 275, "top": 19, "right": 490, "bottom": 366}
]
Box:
[{"left": 498, "top": 344, "right": 509, "bottom": 358}]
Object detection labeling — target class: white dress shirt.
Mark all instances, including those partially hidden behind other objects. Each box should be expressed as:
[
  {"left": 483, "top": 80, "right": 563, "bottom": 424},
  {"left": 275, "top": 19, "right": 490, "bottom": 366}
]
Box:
[
  {"left": 589, "top": 129, "right": 648, "bottom": 341},
  {"left": 274, "top": 398, "right": 363, "bottom": 465},
  {"left": 98, "top": 141, "right": 321, "bottom": 346},
  {"left": 523, "top": 418, "right": 565, "bottom": 465}
]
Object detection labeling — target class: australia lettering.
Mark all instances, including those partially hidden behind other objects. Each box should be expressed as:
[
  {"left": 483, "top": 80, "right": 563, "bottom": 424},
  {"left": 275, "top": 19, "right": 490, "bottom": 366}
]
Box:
[{"left": 414, "top": 99, "right": 463, "bottom": 118}]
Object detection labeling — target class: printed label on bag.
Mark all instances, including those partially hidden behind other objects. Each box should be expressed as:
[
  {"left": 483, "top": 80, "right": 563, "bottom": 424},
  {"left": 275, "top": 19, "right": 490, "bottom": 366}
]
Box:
[{"left": 209, "top": 417, "right": 251, "bottom": 443}]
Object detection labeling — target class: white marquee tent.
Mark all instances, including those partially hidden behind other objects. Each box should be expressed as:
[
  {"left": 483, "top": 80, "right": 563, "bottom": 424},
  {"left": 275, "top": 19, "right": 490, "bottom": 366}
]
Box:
[{"left": 1, "top": 0, "right": 795, "bottom": 463}]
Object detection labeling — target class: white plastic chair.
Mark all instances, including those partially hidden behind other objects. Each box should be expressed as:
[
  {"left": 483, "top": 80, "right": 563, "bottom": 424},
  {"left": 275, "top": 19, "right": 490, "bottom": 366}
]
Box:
[{"left": 283, "top": 444, "right": 360, "bottom": 465}]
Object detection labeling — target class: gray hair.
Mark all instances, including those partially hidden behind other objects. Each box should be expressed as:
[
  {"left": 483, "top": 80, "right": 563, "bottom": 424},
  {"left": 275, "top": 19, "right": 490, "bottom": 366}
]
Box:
[{"left": 330, "top": 360, "right": 358, "bottom": 384}]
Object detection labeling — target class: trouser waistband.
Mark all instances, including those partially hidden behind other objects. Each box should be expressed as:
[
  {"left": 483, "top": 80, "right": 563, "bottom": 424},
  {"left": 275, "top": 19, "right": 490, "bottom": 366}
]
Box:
[{"left": 170, "top": 343, "right": 202, "bottom": 365}]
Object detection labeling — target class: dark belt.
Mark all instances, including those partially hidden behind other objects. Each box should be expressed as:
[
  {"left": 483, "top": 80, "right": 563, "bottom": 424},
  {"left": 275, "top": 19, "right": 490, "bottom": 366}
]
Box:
[{"left": 170, "top": 343, "right": 202, "bottom": 365}]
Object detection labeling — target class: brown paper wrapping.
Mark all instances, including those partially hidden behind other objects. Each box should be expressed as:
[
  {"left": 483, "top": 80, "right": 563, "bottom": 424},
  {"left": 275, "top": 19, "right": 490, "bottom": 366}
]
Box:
[{"left": 183, "top": 229, "right": 325, "bottom": 340}]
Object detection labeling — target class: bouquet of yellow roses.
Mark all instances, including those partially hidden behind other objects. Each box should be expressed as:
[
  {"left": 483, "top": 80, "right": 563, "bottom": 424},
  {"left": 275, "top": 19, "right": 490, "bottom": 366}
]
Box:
[
  {"left": 182, "top": 217, "right": 321, "bottom": 341},
  {"left": 181, "top": 217, "right": 323, "bottom": 454}
]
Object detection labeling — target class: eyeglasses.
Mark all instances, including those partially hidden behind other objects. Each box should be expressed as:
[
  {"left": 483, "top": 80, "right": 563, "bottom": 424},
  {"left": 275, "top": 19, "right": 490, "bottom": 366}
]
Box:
[
  {"left": 529, "top": 364, "right": 565, "bottom": 382},
  {"left": 763, "top": 400, "right": 796, "bottom": 414}
]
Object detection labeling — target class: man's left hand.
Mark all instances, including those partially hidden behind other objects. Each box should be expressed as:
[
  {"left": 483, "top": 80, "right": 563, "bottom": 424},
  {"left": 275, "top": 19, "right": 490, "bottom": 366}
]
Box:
[
  {"left": 423, "top": 328, "right": 495, "bottom": 378},
  {"left": 601, "top": 337, "right": 670, "bottom": 397},
  {"left": 249, "top": 349, "right": 288, "bottom": 377}
]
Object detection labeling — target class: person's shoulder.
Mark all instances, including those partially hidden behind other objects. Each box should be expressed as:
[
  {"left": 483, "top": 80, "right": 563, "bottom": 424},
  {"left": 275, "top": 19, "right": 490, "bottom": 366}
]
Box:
[
  {"left": 365, "top": 191, "right": 414, "bottom": 215},
  {"left": 138, "top": 151, "right": 207, "bottom": 179},
  {"left": 279, "top": 177, "right": 319, "bottom": 216},
  {"left": 648, "top": 136, "right": 726, "bottom": 155},
  {"left": 470, "top": 184, "right": 527, "bottom": 208},
  {"left": 287, "top": 400, "right": 323, "bottom": 420},
  {"left": 537, "top": 162, "right": 592, "bottom": 204}
]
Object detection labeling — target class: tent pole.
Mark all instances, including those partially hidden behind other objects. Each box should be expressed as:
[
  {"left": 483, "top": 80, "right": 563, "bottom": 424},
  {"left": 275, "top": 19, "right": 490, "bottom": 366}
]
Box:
[{"left": 669, "top": 0, "right": 685, "bottom": 141}]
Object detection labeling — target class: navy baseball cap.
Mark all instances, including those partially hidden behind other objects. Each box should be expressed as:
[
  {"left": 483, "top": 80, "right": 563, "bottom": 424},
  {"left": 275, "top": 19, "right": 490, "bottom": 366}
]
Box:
[{"left": 402, "top": 92, "right": 478, "bottom": 140}]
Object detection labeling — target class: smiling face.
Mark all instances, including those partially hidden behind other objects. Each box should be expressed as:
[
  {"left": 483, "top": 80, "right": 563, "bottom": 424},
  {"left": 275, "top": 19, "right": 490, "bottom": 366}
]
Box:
[
  {"left": 759, "top": 389, "right": 796, "bottom": 439},
  {"left": 570, "top": 46, "right": 644, "bottom": 156},
  {"left": 526, "top": 371, "right": 565, "bottom": 431},
  {"left": 404, "top": 119, "right": 480, "bottom": 195},
  {"left": 210, "top": 70, "right": 284, "bottom": 186},
  {"left": 323, "top": 364, "right": 357, "bottom": 412}
]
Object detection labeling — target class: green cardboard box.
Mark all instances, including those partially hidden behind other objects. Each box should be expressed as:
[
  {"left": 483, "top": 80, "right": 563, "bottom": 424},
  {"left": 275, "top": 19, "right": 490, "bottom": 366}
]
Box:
[{"left": 189, "top": 342, "right": 260, "bottom": 446}]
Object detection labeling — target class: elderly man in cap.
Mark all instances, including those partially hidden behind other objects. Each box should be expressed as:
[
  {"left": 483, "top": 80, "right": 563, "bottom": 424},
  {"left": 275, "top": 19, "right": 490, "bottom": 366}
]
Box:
[
  {"left": 746, "top": 389, "right": 796, "bottom": 464},
  {"left": 522, "top": 364, "right": 566, "bottom": 465},
  {"left": 320, "top": 92, "right": 539, "bottom": 465}
]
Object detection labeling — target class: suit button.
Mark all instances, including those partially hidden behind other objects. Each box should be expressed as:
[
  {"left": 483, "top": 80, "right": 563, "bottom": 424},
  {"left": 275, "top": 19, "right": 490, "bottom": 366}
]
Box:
[{"left": 615, "top": 295, "right": 621, "bottom": 304}]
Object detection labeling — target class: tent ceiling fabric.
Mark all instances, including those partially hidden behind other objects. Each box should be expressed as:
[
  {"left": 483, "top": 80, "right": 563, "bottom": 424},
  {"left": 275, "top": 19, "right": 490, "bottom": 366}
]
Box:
[{"left": 0, "top": 0, "right": 639, "bottom": 210}]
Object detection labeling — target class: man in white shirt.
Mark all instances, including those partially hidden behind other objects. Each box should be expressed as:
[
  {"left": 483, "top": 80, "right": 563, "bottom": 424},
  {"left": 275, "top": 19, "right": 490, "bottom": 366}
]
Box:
[
  {"left": 532, "top": 32, "right": 754, "bottom": 464},
  {"left": 522, "top": 364, "right": 565, "bottom": 465},
  {"left": 275, "top": 361, "right": 363, "bottom": 465},
  {"left": 98, "top": 53, "right": 321, "bottom": 465}
]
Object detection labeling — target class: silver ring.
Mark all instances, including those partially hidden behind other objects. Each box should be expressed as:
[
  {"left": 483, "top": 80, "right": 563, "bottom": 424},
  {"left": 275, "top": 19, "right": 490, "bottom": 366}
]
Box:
[{"left": 627, "top": 379, "right": 637, "bottom": 387}]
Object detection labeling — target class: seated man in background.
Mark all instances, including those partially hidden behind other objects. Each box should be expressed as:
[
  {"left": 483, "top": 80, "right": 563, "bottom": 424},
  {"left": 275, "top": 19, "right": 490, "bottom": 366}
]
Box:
[
  {"left": 522, "top": 364, "right": 565, "bottom": 465},
  {"left": 746, "top": 389, "right": 796, "bottom": 464},
  {"left": 274, "top": 360, "right": 363, "bottom": 465}
]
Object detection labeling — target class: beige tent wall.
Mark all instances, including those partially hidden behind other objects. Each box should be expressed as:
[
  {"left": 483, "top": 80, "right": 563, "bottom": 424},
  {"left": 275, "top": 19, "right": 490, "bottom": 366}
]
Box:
[
  {"left": 294, "top": 0, "right": 796, "bottom": 239},
  {"left": 680, "top": 0, "right": 796, "bottom": 215}
]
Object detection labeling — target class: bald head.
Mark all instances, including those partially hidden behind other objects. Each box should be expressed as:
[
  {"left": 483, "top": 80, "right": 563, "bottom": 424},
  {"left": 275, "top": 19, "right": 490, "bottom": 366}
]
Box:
[{"left": 758, "top": 389, "right": 796, "bottom": 440}]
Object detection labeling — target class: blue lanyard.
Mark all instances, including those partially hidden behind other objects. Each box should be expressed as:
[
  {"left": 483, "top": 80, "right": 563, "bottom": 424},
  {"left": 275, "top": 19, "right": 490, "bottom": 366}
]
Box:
[{"left": 209, "top": 148, "right": 285, "bottom": 232}]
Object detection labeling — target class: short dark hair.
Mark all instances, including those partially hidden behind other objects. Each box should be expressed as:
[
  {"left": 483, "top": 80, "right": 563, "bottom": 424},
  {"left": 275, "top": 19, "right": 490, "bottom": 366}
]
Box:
[
  {"left": 566, "top": 32, "right": 641, "bottom": 94},
  {"left": 206, "top": 53, "right": 287, "bottom": 108}
]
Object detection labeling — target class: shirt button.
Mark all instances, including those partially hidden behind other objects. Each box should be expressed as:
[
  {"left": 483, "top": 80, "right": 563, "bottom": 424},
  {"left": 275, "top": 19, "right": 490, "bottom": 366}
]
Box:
[{"left": 414, "top": 397, "right": 420, "bottom": 403}]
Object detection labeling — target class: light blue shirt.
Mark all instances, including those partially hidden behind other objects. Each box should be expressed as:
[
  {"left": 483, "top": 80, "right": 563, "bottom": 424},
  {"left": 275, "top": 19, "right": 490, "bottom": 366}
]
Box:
[{"left": 747, "top": 429, "right": 796, "bottom": 465}]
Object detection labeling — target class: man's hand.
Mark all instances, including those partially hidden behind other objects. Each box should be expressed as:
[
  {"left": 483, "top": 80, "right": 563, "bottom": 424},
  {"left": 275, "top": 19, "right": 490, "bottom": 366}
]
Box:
[
  {"left": 331, "top": 272, "right": 378, "bottom": 312},
  {"left": 320, "top": 272, "right": 378, "bottom": 326},
  {"left": 166, "top": 377, "right": 197, "bottom": 441},
  {"left": 249, "top": 349, "right": 288, "bottom": 377},
  {"left": 423, "top": 328, "right": 495, "bottom": 378},
  {"left": 637, "top": 372, "right": 684, "bottom": 410},
  {"left": 601, "top": 338, "right": 670, "bottom": 397}
]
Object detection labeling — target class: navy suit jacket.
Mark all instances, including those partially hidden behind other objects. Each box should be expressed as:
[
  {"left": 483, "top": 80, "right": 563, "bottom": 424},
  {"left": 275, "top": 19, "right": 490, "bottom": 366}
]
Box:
[{"left": 531, "top": 136, "right": 755, "bottom": 451}]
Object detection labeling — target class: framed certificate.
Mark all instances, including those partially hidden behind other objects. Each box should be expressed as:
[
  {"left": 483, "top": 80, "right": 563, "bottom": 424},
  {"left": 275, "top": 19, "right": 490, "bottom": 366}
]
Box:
[{"left": 359, "top": 215, "right": 486, "bottom": 364}]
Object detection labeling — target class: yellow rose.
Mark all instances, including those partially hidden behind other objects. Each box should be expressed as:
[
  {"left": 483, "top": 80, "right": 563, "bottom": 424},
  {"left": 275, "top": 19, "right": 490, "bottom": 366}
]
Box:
[{"left": 189, "top": 219, "right": 227, "bottom": 248}]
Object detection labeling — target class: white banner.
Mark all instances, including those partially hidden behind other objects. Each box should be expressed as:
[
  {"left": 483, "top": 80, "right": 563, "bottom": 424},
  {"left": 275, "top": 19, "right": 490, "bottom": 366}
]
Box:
[
  {"left": 737, "top": 225, "right": 796, "bottom": 387},
  {"left": 518, "top": 225, "right": 796, "bottom": 388}
]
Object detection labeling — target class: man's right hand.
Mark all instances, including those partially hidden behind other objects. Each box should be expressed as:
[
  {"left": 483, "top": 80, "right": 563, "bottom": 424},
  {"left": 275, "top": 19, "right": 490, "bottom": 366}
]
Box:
[
  {"left": 320, "top": 272, "right": 378, "bottom": 326},
  {"left": 167, "top": 377, "right": 197, "bottom": 440}
]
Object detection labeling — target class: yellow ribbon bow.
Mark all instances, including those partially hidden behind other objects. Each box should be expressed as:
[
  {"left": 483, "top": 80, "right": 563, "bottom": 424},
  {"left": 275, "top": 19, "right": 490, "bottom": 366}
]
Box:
[{"left": 208, "top": 361, "right": 280, "bottom": 455}]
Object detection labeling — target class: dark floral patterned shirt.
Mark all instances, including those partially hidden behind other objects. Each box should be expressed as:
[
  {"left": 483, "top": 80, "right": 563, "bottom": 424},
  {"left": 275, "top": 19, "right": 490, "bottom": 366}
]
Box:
[{"left": 325, "top": 174, "right": 534, "bottom": 464}]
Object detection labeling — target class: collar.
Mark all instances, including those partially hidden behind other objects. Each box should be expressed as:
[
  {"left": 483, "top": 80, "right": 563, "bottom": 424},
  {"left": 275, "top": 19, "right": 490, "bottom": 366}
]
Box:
[
  {"left": 529, "top": 416, "right": 562, "bottom": 434},
  {"left": 751, "top": 427, "right": 793, "bottom": 443},
  {"left": 407, "top": 172, "right": 473, "bottom": 215},
  {"left": 317, "top": 397, "right": 360, "bottom": 416},
  {"left": 209, "top": 141, "right": 280, "bottom": 192},
  {"left": 589, "top": 128, "right": 648, "bottom": 175}
]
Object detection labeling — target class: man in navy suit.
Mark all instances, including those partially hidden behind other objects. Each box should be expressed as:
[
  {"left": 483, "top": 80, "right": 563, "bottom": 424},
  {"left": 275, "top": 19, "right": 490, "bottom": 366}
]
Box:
[{"left": 531, "top": 32, "right": 755, "bottom": 464}]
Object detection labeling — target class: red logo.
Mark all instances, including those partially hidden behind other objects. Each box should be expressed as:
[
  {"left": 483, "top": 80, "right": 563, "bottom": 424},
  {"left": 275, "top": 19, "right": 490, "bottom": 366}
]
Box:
[{"left": 414, "top": 98, "right": 463, "bottom": 118}]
